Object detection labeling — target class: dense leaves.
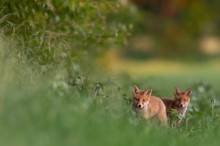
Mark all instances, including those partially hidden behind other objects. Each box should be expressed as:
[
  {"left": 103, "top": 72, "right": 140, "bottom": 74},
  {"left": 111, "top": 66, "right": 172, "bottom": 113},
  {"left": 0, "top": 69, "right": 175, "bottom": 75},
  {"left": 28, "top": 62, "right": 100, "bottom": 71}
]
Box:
[{"left": 0, "top": 0, "right": 129, "bottom": 70}]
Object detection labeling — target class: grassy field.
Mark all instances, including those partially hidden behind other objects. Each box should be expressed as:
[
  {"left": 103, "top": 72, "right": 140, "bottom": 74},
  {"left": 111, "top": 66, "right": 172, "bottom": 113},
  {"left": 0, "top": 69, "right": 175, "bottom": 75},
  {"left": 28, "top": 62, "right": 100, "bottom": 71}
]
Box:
[
  {"left": 0, "top": 36, "right": 220, "bottom": 146},
  {"left": 1, "top": 50, "right": 220, "bottom": 146}
]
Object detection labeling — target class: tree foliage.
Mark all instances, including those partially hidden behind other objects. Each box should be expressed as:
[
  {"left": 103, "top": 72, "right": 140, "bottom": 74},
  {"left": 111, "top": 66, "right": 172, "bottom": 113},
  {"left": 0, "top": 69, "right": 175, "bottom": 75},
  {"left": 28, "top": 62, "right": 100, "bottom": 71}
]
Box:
[{"left": 0, "top": 0, "right": 129, "bottom": 69}]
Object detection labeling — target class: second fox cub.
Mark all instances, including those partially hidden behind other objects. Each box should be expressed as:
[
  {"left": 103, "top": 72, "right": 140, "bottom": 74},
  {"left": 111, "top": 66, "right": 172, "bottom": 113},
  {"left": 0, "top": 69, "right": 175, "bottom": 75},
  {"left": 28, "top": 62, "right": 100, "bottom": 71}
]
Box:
[
  {"left": 132, "top": 85, "right": 167, "bottom": 126},
  {"left": 162, "top": 88, "right": 192, "bottom": 126}
]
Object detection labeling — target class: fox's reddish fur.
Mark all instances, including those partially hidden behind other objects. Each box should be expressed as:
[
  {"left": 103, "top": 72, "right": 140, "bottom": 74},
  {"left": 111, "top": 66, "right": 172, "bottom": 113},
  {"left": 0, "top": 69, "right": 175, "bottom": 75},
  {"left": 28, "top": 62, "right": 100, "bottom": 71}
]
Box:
[
  {"left": 132, "top": 85, "right": 167, "bottom": 126},
  {"left": 162, "top": 88, "right": 192, "bottom": 126}
]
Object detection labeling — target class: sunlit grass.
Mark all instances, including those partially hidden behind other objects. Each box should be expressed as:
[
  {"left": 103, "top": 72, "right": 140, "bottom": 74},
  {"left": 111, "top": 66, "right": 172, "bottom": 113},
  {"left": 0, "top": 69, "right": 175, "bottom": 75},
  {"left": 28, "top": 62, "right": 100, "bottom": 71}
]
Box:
[{"left": 98, "top": 49, "right": 220, "bottom": 76}]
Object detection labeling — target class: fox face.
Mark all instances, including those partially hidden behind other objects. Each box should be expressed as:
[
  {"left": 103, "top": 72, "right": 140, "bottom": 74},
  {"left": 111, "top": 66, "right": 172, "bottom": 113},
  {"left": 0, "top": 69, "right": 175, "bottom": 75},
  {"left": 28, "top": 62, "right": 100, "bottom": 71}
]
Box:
[
  {"left": 174, "top": 88, "right": 192, "bottom": 108},
  {"left": 132, "top": 85, "right": 152, "bottom": 109}
]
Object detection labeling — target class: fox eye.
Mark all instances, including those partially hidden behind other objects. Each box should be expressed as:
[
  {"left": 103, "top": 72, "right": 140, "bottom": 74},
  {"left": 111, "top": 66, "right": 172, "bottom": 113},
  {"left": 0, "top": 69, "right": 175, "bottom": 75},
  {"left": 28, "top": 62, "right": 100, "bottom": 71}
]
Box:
[{"left": 142, "top": 99, "right": 146, "bottom": 102}]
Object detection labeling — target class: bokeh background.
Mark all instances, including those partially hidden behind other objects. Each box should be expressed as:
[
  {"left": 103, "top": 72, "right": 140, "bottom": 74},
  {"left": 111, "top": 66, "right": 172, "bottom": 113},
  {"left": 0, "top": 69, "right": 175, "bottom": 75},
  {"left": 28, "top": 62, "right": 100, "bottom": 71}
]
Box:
[{"left": 101, "top": 0, "right": 220, "bottom": 75}]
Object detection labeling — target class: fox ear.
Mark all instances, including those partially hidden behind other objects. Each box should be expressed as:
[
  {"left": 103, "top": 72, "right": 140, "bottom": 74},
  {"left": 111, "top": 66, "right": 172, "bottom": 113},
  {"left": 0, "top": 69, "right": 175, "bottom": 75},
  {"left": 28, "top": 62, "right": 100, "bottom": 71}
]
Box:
[
  {"left": 174, "top": 87, "right": 181, "bottom": 95},
  {"left": 133, "top": 85, "right": 139, "bottom": 94},
  {"left": 185, "top": 89, "right": 192, "bottom": 96},
  {"left": 144, "top": 88, "right": 152, "bottom": 96}
]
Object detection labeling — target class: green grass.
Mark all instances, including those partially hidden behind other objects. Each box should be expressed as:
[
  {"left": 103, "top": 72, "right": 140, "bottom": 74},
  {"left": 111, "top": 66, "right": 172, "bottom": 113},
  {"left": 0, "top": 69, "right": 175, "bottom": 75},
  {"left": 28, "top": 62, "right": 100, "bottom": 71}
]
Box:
[
  {"left": 1, "top": 37, "right": 220, "bottom": 146},
  {"left": 1, "top": 61, "right": 220, "bottom": 146}
]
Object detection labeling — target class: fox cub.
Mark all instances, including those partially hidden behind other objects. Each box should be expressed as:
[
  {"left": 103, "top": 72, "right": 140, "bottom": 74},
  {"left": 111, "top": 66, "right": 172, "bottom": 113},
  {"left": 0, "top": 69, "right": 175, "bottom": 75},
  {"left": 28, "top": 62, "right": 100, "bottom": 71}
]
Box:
[
  {"left": 162, "top": 88, "right": 192, "bottom": 126},
  {"left": 132, "top": 85, "right": 167, "bottom": 126}
]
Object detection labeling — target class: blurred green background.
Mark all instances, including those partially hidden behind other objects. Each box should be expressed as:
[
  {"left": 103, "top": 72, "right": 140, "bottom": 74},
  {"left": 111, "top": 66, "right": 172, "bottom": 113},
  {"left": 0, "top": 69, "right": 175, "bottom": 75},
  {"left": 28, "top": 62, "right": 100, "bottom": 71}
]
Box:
[
  {"left": 124, "top": 0, "right": 220, "bottom": 58},
  {"left": 0, "top": 0, "right": 220, "bottom": 146}
]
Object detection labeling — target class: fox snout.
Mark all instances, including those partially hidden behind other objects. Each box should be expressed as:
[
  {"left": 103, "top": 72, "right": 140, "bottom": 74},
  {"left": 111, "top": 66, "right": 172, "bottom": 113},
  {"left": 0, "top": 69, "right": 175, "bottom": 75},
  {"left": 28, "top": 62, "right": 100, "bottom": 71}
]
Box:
[
  {"left": 179, "top": 103, "right": 184, "bottom": 107},
  {"left": 133, "top": 98, "right": 150, "bottom": 109},
  {"left": 137, "top": 103, "right": 142, "bottom": 108},
  {"left": 136, "top": 102, "right": 146, "bottom": 109},
  {"left": 175, "top": 100, "right": 189, "bottom": 108},
  {"left": 177, "top": 103, "right": 185, "bottom": 108}
]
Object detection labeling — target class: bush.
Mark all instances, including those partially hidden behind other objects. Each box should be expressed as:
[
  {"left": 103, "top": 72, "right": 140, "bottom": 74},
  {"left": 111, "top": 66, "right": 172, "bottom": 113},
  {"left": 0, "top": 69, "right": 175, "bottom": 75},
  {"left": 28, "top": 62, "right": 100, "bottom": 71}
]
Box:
[{"left": 0, "top": 0, "right": 129, "bottom": 71}]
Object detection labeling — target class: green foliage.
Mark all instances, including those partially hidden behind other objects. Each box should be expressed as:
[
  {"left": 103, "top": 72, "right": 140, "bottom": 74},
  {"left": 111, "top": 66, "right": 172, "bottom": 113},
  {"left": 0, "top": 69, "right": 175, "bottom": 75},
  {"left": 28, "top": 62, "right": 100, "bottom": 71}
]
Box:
[
  {"left": 0, "top": 0, "right": 129, "bottom": 70},
  {"left": 170, "top": 109, "right": 184, "bottom": 121},
  {"left": 189, "top": 81, "right": 219, "bottom": 115}
]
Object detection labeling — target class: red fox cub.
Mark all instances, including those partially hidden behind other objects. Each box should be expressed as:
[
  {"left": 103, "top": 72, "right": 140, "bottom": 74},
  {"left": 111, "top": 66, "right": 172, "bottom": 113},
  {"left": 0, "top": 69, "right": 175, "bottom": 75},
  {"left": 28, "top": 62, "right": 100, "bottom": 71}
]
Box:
[
  {"left": 132, "top": 85, "right": 167, "bottom": 126},
  {"left": 162, "top": 88, "right": 192, "bottom": 127}
]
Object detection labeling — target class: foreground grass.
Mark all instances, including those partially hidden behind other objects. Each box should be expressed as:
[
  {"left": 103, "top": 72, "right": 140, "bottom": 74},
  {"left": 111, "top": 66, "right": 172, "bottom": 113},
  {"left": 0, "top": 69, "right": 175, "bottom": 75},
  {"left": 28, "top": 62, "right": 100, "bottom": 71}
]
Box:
[
  {"left": 1, "top": 58, "right": 220, "bottom": 146},
  {"left": 1, "top": 38, "right": 220, "bottom": 146}
]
